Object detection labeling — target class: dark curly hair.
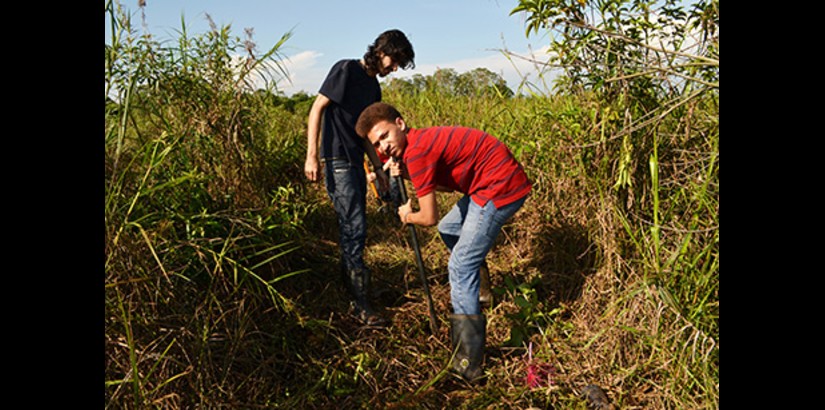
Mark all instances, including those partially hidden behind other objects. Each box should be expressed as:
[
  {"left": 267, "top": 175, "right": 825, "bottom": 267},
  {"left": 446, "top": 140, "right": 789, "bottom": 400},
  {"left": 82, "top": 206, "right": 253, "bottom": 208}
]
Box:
[{"left": 363, "top": 29, "right": 415, "bottom": 75}]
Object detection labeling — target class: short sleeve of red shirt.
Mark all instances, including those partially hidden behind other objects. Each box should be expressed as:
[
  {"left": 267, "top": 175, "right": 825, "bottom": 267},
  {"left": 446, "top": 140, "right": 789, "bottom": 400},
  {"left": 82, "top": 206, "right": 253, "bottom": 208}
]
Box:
[{"left": 403, "top": 127, "right": 531, "bottom": 208}]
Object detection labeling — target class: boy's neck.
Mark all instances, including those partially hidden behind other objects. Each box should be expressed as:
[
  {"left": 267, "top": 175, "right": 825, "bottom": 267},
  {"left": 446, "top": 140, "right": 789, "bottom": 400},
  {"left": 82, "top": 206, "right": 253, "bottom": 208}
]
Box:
[{"left": 359, "top": 59, "right": 377, "bottom": 77}]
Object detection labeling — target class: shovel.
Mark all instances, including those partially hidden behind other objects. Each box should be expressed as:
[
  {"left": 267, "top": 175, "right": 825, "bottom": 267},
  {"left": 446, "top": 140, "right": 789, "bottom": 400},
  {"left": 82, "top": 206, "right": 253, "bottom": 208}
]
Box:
[{"left": 394, "top": 173, "right": 439, "bottom": 335}]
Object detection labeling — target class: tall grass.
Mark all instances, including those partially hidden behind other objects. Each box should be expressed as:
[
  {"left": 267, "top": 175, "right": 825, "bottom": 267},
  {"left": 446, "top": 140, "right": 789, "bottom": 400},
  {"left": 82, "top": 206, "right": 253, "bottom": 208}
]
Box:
[
  {"left": 104, "top": 1, "right": 318, "bottom": 406},
  {"left": 383, "top": 75, "right": 718, "bottom": 408},
  {"left": 105, "top": 0, "right": 717, "bottom": 407}
]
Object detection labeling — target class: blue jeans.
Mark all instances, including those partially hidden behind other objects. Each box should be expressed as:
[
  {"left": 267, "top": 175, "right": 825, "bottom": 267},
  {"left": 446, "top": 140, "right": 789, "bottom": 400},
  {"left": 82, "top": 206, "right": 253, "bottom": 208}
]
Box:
[
  {"left": 438, "top": 195, "right": 528, "bottom": 315},
  {"left": 380, "top": 176, "right": 403, "bottom": 208},
  {"left": 324, "top": 158, "right": 368, "bottom": 273}
]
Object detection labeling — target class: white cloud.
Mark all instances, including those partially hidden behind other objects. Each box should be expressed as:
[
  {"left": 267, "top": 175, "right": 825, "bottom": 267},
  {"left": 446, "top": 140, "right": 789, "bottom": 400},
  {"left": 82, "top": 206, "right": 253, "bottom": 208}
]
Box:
[
  {"left": 230, "top": 50, "right": 325, "bottom": 96},
  {"left": 276, "top": 50, "right": 325, "bottom": 96}
]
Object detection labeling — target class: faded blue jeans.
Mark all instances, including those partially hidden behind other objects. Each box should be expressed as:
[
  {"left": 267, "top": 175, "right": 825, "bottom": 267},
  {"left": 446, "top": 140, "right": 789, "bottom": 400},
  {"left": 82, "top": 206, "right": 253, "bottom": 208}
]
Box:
[
  {"left": 324, "top": 158, "right": 368, "bottom": 273},
  {"left": 438, "top": 194, "right": 528, "bottom": 315}
]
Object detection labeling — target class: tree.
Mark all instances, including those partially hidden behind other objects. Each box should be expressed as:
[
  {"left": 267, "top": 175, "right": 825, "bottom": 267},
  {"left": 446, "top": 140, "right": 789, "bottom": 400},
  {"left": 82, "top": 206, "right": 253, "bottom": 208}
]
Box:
[
  {"left": 383, "top": 67, "right": 514, "bottom": 98},
  {"left": 509, "top": 0, "right": 718, "bottom": 101},
  {"left": 456, "top": 67, "right": 514, "bottom": 98}
]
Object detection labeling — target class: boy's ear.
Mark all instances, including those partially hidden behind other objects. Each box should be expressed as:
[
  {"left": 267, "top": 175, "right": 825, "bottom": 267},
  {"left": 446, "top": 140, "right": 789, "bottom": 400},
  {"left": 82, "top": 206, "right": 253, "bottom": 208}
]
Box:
[{"left": 396, "top": 117, "right": 406, "bottom": 131}]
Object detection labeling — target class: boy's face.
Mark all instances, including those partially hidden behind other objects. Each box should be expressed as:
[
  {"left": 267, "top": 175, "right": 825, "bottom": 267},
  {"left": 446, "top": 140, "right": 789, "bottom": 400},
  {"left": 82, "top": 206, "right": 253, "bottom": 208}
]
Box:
[
  {"left": 377, "top": 53, "right": 399, "bottom": 77},
  {"left": 366, "top": 117, "right": 407, "bottom": 159}
]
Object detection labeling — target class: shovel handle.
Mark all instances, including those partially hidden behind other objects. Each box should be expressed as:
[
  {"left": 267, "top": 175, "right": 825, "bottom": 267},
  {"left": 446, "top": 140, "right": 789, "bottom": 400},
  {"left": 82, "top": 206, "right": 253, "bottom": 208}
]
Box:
[
  {"left": 395, "top": 173, "right": 439, "bottom": 334},
  {"left": 363, "top": 160, "right": 380, "bottom": 199}
]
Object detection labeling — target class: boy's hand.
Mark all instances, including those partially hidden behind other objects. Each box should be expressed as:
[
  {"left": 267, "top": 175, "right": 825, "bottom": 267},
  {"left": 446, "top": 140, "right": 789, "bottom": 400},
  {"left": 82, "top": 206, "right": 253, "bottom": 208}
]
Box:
[
  {"left": 305, "top": 156, "right": 321, "bottom": 182},
  {"left": 383, "top": 157, "right": 403, "bottom": 178},
  {"left": 397, "top": 198, "right": 413, "bottom": 225}
]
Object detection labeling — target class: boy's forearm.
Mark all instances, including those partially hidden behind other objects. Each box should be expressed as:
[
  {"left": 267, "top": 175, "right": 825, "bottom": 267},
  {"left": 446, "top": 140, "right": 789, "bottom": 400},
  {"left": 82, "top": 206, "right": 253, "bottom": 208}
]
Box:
[
  {"left": 403, "top": 192, "right": 438, "bottom": 226},
  {"left": 306, "top": 95, "right": 330, "bottom": 159}
]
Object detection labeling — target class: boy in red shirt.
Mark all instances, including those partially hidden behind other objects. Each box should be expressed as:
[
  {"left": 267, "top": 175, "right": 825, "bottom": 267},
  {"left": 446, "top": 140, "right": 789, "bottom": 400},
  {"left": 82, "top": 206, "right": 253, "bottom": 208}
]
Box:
[{"left": 355, "top": 102, "right": 532, "bottom": 381}]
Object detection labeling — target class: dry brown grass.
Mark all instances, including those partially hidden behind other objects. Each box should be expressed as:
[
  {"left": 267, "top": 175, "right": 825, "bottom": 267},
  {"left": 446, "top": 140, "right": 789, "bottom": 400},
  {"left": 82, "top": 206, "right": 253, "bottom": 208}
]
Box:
[
  {"left": 270, "top": 136, "right": 716, "bottom": 408},
  {"left": 256, "top": 180, "right": 607, "bottom": 409}
]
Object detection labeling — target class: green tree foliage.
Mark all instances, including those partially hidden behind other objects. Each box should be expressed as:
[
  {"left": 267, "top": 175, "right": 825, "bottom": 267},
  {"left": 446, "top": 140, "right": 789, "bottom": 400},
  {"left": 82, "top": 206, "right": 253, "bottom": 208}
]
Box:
[
  {"left": 384, "top": 67, "right": 514, "bottom": 98},
  {"left": 248, "top": 89, "right": 314, "bottom": 113},
  {"left": 511, "top": 0, "right": 718, "bottom": 99}
]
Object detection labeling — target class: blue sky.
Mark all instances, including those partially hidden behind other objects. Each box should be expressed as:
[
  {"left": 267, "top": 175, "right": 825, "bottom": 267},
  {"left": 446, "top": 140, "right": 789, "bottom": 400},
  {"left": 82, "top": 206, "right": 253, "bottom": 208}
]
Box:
[{"left": 105, "top": 0, "right": 556, "bottom": 96}]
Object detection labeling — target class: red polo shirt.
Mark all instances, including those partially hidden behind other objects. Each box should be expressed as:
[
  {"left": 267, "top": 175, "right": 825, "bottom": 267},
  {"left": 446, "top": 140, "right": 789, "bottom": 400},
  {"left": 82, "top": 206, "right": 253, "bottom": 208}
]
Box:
[{"left": 403, "top": 126, "right": 532, "bottom": 208}]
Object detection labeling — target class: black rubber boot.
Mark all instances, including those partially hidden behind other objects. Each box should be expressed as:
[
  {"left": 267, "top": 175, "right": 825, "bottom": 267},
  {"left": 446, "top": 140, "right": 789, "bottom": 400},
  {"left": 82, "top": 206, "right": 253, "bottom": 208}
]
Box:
[
  {"left": 347, "top": 268, "right": 388, "bottom": 326},
  {"left": 339, "top": 259, "right": 351, "bottom": 294},
  {"left": 478, "top": 261, "right": 492, "bottom": 307},
  {"left": 449, "top": 314, "right": 486, "bottom": 381}
]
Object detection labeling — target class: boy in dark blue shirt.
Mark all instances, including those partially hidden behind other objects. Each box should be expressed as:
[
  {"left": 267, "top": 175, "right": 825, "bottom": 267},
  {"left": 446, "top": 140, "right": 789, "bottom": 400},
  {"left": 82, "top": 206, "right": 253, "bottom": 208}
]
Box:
[{"left": 304, "top": 30, "right": 415, "bottom": 326}]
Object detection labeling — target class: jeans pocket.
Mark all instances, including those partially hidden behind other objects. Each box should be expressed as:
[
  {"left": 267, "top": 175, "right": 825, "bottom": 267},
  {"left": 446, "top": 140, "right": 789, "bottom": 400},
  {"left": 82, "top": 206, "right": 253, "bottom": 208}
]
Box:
[{"left": 332, "top": 162, "right": 350, "bottom": 173}]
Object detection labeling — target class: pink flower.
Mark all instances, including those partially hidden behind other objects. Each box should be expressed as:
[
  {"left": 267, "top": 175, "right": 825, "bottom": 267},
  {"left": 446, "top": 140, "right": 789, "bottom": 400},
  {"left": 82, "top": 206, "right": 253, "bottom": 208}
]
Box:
[{"left": 524, "top": 342, "right": 554, "bottom": 389}]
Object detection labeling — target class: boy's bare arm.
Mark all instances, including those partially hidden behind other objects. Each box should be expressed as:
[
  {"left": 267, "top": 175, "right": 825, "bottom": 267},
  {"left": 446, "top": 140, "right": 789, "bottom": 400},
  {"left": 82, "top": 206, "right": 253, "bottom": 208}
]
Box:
[
  {"left": 398, "top": 192, "right": 438, "bottom": 227},
  {"left": 305, "top": 94, "right": 330, "bottom": 181}
]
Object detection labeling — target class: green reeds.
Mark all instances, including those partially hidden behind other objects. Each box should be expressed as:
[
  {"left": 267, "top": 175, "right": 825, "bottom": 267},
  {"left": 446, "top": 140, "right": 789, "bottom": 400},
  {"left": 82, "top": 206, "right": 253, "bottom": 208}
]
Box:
[{"left": 105, "top": 1, "right": 311, "bottom": 406}]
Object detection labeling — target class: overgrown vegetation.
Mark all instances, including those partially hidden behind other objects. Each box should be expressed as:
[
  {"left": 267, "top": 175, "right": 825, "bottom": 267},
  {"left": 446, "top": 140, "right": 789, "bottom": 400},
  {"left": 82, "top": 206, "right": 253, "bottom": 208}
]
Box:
[{"left": 105, "top": 0, "right": 718, "bottom": 408}]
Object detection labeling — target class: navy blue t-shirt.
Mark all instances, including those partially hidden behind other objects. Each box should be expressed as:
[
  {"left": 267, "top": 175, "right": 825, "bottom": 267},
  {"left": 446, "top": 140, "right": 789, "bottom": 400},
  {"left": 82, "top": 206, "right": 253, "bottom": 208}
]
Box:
[{"left": 319, "top": 59, "right": 381, "bottom": 163}]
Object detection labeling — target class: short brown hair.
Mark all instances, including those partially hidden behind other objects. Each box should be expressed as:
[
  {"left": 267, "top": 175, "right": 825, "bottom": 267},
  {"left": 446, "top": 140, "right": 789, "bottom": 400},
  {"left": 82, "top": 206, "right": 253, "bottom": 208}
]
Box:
[{"left": 355, "top": 102, "right": 403, "bottom": 138}]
